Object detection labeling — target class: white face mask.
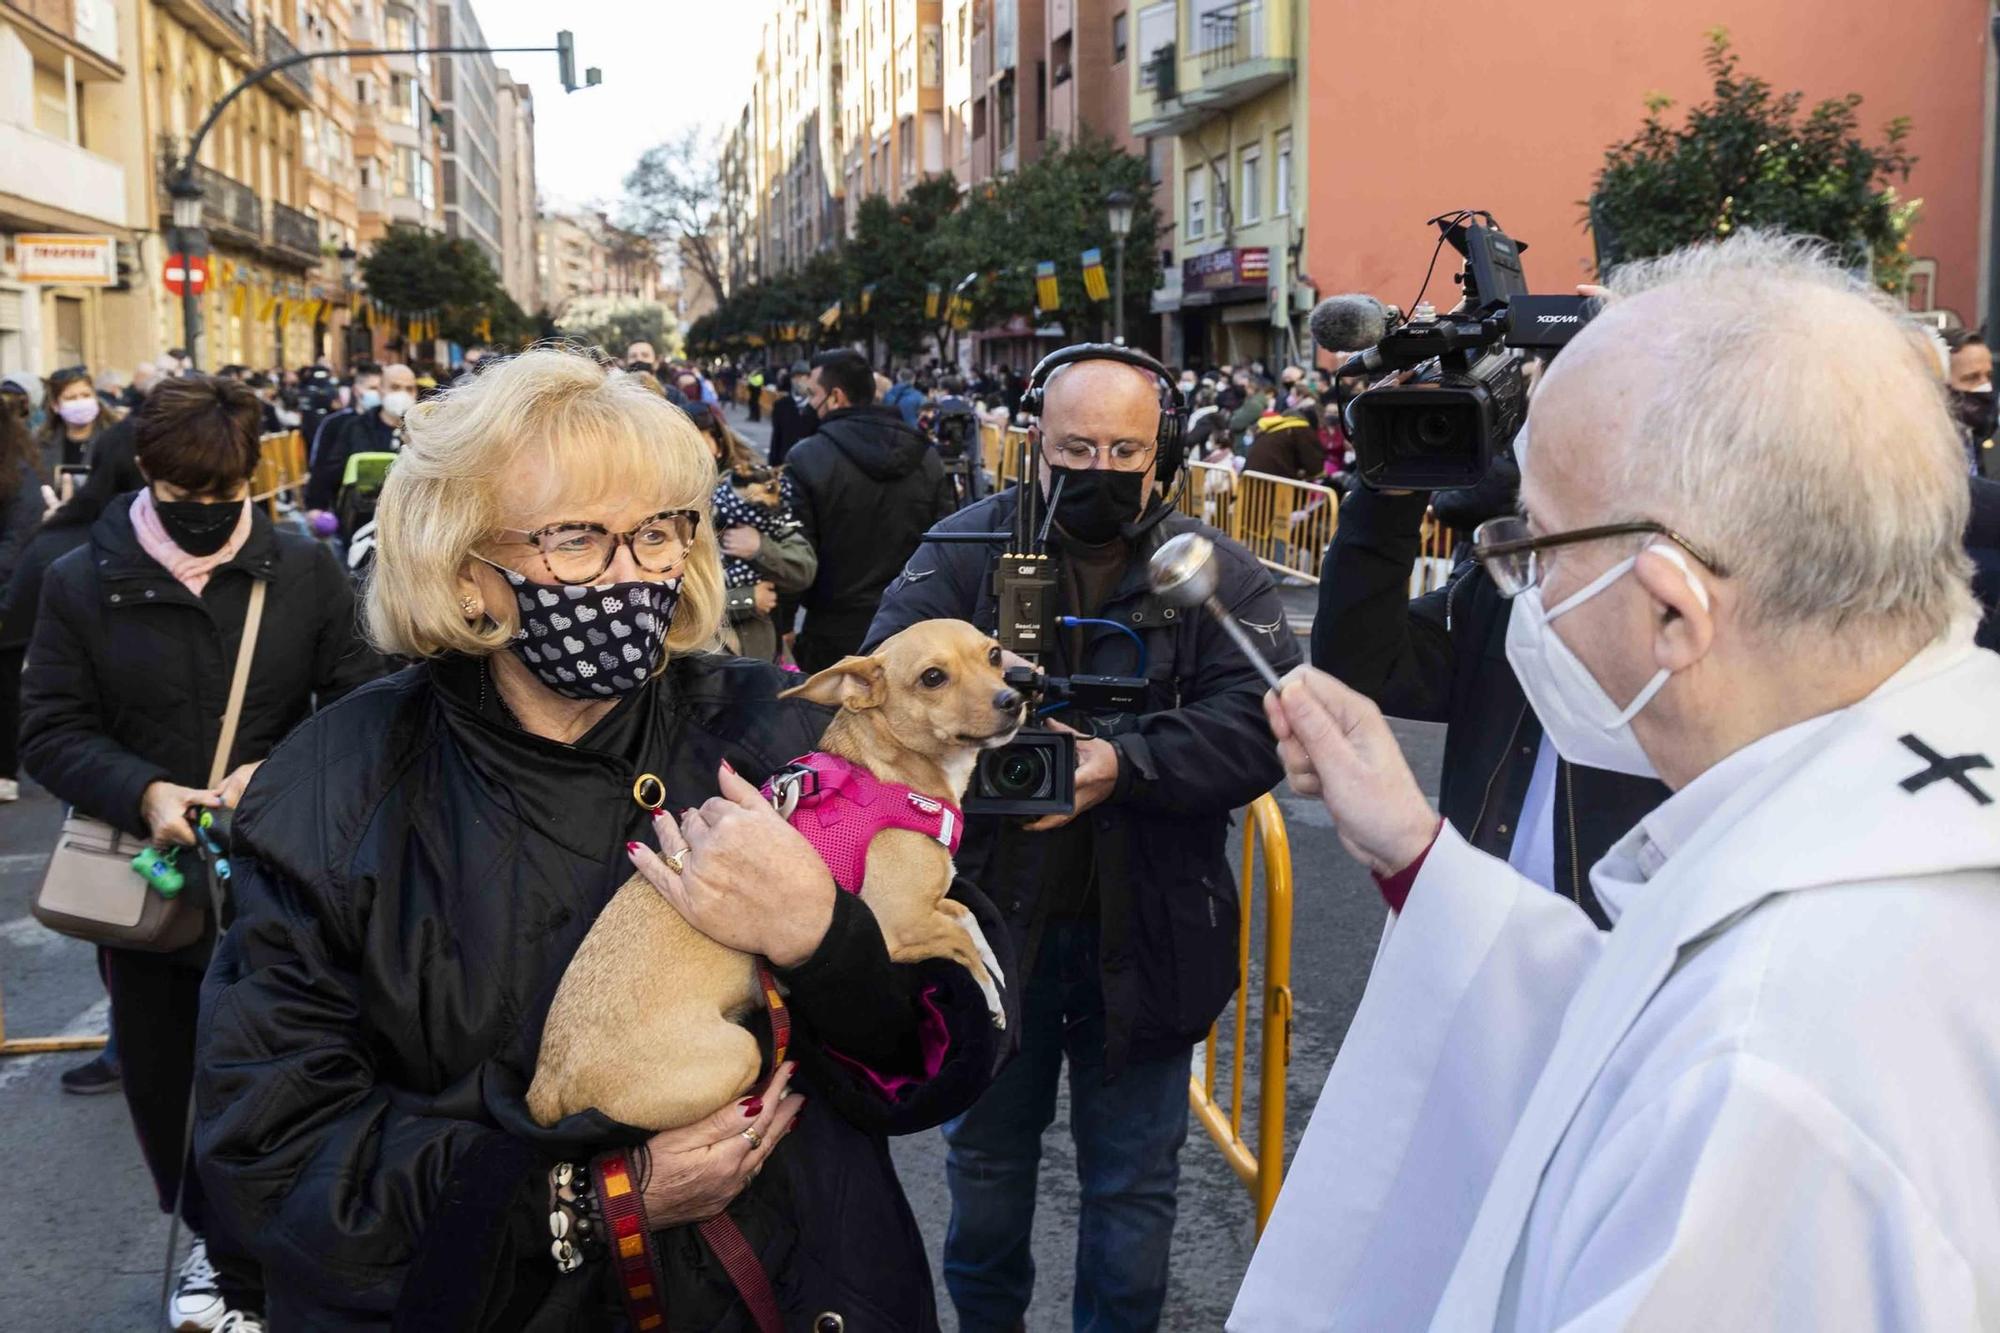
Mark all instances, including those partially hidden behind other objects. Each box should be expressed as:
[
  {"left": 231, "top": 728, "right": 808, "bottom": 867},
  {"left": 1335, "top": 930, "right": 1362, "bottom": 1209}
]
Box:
[
  {"left": 380, "top": 389, "right": 416, "bottom": 419},
  {"left": 1504, "top": 543, "right": 1709, "bottom": 778},
  {"left": 356, "top": 387, "right": 382, "bottom": 412}
]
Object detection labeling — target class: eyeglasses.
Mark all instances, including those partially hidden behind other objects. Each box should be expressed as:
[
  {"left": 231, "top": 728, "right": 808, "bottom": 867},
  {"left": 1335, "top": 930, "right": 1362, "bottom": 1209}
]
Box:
[
  {"left": 1471, "top": 516, "right": 1728, "bottom": 598},
  {"left": 493, "top": 508, "right": 701, "bottom": 586},
  {"left": 1043, "top": 440, "right": 1157, "bottom": 471}
]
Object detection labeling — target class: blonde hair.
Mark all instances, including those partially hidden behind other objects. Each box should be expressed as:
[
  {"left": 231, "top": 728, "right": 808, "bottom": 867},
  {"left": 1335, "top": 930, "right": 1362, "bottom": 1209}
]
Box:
[{"left": 366, "top": 345, "right": 724, "bottom": 658}]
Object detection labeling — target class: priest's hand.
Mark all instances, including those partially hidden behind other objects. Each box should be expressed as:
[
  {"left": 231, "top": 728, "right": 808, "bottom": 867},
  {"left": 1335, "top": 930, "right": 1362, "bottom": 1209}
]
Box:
[{"left": 1265, "top": 669, "right": 1439, "bottom": 877}]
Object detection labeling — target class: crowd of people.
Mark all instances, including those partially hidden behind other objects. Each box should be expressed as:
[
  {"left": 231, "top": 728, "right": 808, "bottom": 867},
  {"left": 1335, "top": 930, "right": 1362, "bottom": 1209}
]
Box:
[{"left": 1, "top": 228, "right": 1998, "bottom": 1333}]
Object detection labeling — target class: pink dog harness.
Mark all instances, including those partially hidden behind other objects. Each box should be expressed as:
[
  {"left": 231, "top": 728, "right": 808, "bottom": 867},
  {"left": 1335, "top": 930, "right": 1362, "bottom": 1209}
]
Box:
[{"left": 761, "top": 752, "right": 964, "bottom": 893}]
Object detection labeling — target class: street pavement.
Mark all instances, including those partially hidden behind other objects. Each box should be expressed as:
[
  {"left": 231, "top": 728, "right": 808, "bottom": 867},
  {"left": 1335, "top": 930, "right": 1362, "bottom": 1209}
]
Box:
[{"left": 0, "top": 403, "right": 1446, "bottom": 1329}]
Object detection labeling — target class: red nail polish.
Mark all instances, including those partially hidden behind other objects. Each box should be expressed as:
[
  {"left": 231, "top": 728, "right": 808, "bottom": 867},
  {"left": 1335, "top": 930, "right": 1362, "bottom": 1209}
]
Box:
[
  {"left": 738, "top": 1096, "right": 757, "bottom": 1108},
  {"left": 742, "top": 1098, "right": 764, "bottom": 1117},
  {"left": 625, "top": 841, "right": 643, "bottom": 854},
  {"left": 720, "top": 759, "right": 735, "bottom": 774}
]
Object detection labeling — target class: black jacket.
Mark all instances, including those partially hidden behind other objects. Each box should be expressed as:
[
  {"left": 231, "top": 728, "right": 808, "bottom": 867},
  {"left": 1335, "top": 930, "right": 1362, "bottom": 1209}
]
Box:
[
  {"left": 194, "top": 652, "right": 1014, "bottom": 1331},
  {"left": 865, "top": 489, "right": 1297, "bottom": 1072},
  {"left": 766, "top": 394, "right": 817, "bottom": 467},
  {"left": 20, "top": 493, "right": 382, "bottom": 842},
  {"left": 0, "top": 463, "right": 43, "bottom": 613},
  {"left": 305, "top": 406, "right": 398, "bottom": 512},
  {"left": 1312, "top": 488, "right": 1668, "bottom": 923},
  {"left": 786, "top": 406, "right": 953, "bottom": 641}
]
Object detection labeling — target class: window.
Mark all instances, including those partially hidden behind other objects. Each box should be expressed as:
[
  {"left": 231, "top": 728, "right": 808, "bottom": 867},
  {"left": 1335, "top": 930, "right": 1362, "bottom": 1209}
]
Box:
[
  {"left": 1147, "top": 136, "right": 1169, "bottom": 185},
  {"left": 1051, "top": 34, "right": 1072, "bottom": 85},
  {"left": 1112, "top": 11, "right": 1128, "bottom": 62},
  {"left": 1238, "top": 142, "right": 1262, "bottom": 225},
  {"left": 1185, "top": 165, "right": 1206, "bottom": 240},
  {"left": 1210, "top": 162, "right": 1229, "bottom": 232},
  {"left": 997, "top": 73, "right": 1015, "bottom": 152},
  {"left": 1274, "top": 129, "right": 1291, "bottom": 216},
  {"left": 972, "top": 94, "right": 987, "bottom": 139},
  {"left": 899, "top": 116, "right": 914, "bottom": 179}
]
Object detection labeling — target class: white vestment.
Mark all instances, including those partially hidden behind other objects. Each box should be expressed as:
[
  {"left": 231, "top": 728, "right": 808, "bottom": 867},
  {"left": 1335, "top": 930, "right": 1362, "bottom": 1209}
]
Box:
[{"left": 1231, "top": 628, "right": 2000, "bottom": 1331}]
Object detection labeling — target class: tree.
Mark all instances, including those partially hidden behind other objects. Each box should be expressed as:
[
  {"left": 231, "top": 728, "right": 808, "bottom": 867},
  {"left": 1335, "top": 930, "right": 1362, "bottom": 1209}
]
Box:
[
  {"left": 555, "top": 296, "right": 678, "bottom": 357},
  {"left": 1588, "top": 29, "right": 1919, "bottom": 290},
  {"left": 360, "top": 224, "right": 511, "bottom": 346},
  {"left": 622, "top": 128, "right": 730, "bottom": 318},
  {"left": 843, "top": 175, "right": 965, "bottom": 358}
]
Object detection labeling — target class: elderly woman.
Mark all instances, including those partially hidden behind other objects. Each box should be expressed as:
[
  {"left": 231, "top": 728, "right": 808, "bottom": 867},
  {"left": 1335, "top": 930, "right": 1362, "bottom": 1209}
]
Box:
[{"left": 195, "top": 347, "right": 1010, "bottom": 1330}]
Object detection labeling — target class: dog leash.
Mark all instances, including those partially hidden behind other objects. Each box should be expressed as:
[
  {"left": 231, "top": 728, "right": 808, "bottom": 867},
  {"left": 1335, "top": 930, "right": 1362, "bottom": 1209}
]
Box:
[{"left": 616, "top": 774, "right": 792, "bottom": 1333}]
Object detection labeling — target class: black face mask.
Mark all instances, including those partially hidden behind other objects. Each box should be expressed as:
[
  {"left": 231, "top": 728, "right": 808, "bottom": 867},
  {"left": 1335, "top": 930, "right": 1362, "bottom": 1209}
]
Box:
[
  {"left": 154, "top": 495, "right": 244, "bottom": 556},
  {"left": 1950, "top": 388, "right": 1997, "bottom": 441},
  {"left": 1047, "top": 465, "right": 1148, "bottom": 545}
]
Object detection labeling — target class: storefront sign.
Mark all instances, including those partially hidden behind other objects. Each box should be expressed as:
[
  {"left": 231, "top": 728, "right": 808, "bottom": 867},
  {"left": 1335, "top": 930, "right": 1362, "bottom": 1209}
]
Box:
[
  {"left": 15, "top": 234, "right": 116, "bottom": 286},
  {"left": 1182, "top": 247, "right": 1270, "bottom": 296}
]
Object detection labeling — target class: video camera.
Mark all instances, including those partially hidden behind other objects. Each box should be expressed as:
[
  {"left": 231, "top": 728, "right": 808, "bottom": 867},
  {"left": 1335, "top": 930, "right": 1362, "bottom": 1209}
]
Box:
[
  {"left": 918, "top": 428, "right": 1151, "bottom": 818},
  {"left": 1330, "top": 212, "right": 1594, "bottom": 491}
]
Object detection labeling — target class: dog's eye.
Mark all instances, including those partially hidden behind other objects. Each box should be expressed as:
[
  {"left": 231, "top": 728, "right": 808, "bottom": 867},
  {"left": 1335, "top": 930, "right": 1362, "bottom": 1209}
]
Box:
[
  {"left": 920, "top": 667, "right": 948, "bottom": 689},
  {"left": 988, "top": 647, "right": 1001, "bottom": 667}
]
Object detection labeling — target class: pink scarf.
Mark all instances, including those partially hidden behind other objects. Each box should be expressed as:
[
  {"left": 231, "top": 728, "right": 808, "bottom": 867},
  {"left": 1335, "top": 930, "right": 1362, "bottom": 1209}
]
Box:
[{"left": 129, "top": 488, "right": 253, "bottom": 596}]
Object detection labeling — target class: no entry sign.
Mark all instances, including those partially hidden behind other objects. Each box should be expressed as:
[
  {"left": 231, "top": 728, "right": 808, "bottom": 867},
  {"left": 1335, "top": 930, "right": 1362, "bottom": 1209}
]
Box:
[{"left": 164, "top": 253, "right": 209, "bottom": 297}]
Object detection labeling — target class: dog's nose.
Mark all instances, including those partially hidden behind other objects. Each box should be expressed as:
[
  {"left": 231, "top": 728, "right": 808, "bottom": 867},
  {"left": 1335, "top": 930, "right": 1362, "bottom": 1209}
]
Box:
[{"left": 993, "top": 688, "right": 1023, "bottom": 713}]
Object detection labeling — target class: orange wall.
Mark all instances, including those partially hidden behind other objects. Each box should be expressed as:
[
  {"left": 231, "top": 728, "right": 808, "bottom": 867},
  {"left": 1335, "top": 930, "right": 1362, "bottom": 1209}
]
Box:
[{"left": 1308, "top": 1, "right": 1990, "bottom": 324}]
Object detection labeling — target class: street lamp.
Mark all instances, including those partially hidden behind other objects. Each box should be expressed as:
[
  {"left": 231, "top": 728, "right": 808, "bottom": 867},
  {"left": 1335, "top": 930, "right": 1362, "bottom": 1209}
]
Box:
[
  {"left": 338, "top": 243, "right": 359, "bottom": 368},
  {"left": 169, "top": 174, "right": 207, "bottom": 370},
  {"left": 1106, "top": 189, "right": 1135, "bottom": 344}
]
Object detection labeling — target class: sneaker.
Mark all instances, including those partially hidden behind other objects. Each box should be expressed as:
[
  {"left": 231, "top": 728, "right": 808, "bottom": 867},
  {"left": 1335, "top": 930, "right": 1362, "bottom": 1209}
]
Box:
[
  {"left": 0, "top": 777, "right": 17, "bottom": 801},
  {"left": 214, "top": 1312, "right": 266, "bottom": 1333},
  {"left": 58, "top": 1052, "right": 121, "bottom": 1095},
  {"left": 169, "top": 1237, "right": 226, "bottom": 1331}
]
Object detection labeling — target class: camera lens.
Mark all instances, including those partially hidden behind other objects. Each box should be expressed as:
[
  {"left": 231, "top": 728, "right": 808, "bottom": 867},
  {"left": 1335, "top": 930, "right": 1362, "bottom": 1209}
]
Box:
[
  {"left": 1415, "top": 410, "right": 1457, "bottom": 450},
  {"left": 980, "top": 745, "right": 1052, "bottom": 800}
]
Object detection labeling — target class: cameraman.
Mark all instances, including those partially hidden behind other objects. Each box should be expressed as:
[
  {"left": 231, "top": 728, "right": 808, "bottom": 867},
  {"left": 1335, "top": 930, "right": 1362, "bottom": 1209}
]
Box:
[
  {"left": 866, "top": 348, "right": 1296, "bottom": 1333},
  {"left": 1312, "top": 432, "right": 1667, "bottom": 922}
]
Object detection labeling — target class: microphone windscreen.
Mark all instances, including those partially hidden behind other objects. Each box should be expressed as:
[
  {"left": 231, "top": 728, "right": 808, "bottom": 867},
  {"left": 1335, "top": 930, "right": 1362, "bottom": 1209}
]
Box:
[{"left": 1309, "top": 294, "right": 1391, "bottom": 354}]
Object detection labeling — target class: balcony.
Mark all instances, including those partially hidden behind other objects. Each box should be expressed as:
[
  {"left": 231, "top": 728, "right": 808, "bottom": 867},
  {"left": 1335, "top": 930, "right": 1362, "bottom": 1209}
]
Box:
[
  {"left": 158, "top": 0, "right": 254, "bottom": 57},
  {"left": 157, "top": 143, "right": 264, "bottom": 246},
  {"left": 1131, "top": 0, "right": 1293, "bottom": 138},
  {"left": 0, "top": 121, "right": 126, "bottom": 228},
  {"left": 261, "top": 20, "right": 314, "bottom": 108},
  {"left": 8, "top": 0, "right": 121, "bottom": 73},
  {"left": 267, "top": 200, "right": 320, "bottom": 266}
]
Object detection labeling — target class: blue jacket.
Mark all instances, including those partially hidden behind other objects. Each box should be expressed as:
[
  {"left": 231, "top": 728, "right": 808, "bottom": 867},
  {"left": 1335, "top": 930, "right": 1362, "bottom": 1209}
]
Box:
[{"left": 884, "top": 382, "right": 924, "bottom": 428}]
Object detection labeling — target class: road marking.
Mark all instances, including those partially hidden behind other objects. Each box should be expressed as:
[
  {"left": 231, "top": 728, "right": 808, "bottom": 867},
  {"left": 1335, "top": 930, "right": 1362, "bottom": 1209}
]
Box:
[
  {"left": 0, "top": 998, "right": 110, "bottom": 1092},
  {"left": 0, "top": 852, "right": 49, "bottom": 874},
  {"left": 0, "top": 915, "right": 67, "bottom": 952}
]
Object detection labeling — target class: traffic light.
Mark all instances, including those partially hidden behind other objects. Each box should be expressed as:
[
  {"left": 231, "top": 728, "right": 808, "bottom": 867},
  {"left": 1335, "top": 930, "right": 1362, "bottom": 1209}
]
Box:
[{"left": 556, "top": 30, "right": 576, "bottom": 91}]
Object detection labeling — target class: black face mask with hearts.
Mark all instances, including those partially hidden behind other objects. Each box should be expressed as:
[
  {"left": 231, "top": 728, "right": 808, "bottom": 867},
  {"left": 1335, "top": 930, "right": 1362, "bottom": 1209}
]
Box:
[{"left": 485, "top": 562, "right": 681, "bottom": 699}]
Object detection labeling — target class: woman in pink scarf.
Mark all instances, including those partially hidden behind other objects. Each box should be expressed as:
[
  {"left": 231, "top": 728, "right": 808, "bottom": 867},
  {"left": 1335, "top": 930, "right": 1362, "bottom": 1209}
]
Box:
[{"left": 17, "top": 373, "right": 383, "bottom": 1332}]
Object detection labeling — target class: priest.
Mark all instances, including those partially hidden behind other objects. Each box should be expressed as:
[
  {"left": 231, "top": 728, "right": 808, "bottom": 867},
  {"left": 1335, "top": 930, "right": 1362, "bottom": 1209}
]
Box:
[{"left": 1233, "top": 233, "right": 2000, "bottom": 1330}]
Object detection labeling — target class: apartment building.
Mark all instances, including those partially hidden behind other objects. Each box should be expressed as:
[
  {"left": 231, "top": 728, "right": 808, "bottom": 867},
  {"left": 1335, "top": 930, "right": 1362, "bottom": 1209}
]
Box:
[
  {"left": 494, "top": 77, "right": 536, "bottom": 314},
  {"left": 432, "top": 0, "right": 502, "bottom": 272},
  {"left": 839, "top": 0, "right": 944, "bottom": 224},
  {"left": 0, "top": 0, "right": 152, "bottom": 377},
  {"left": 536, "top": 211, "right": 656, "bottom": 317},
  {"left": 1131, "top": 0, "right": 1309, "bottom": 368},
  {"left": 720, "top": 0, "right": 843, "bottom": 287}
]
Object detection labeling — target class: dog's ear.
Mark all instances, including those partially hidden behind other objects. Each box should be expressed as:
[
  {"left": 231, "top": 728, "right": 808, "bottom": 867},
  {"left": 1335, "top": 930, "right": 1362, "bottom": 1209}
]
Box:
[{"left": 780, "top": 655, "right": 886, "bottom": 711}]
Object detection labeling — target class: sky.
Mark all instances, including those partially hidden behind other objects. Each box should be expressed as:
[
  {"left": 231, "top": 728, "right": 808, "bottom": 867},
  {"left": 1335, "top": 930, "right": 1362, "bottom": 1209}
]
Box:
[{"left": 467, "top": 0, "right": 766, "bottom": 216}]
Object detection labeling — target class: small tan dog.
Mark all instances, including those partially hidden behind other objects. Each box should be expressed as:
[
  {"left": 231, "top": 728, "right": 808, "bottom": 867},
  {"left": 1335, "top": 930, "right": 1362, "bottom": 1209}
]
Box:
[{"left": 527, "top": 619, "right": 1021, "bottom": 1132}]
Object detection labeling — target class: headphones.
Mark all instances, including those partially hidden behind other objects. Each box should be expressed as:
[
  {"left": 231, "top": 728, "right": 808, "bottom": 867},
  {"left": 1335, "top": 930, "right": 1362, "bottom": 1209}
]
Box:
[{"left": 1020, "top": 343, "right": 1189, "bottom": 490}]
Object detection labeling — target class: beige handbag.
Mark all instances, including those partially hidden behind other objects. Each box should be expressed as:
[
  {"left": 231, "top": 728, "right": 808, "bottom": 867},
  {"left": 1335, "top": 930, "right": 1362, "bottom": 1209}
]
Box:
[{"left": 32, "top": 581, "right": 266, "bottom": 952}]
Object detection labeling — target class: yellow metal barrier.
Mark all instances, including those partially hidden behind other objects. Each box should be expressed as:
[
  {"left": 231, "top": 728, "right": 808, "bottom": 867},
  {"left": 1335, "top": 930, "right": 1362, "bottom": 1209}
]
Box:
[
  {"left": 250, "top": 429, "right": 310, "bottom": 518},
  {"left": 990, "top": 425, "right": 1030, "bottom": 492},
  {"left": 1190, "top": 791, "right": 1294, "bottom": 1234},
  {"left": 1413, "top": 512, "right": 1459, "bottom": 595},
  {"left": 1231, "top": 470, "right": 1338, "bottom": 585}
]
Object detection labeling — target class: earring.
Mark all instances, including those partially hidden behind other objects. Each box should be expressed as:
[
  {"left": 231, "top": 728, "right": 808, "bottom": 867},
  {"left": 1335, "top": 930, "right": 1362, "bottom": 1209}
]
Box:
[{"left": 460, "top": 595, "right": 479, "bottom": 617}]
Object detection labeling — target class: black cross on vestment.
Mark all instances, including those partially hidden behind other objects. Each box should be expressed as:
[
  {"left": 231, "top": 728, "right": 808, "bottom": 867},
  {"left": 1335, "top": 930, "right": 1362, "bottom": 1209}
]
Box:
[{"left": 1897, "top": 734, "right": 1994, "bottom": 806}]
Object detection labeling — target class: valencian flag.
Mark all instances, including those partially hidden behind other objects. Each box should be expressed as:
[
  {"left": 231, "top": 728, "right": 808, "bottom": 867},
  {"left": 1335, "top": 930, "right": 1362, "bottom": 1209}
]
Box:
[
  {"left": 1035, "top": 261, "right": 1061, "bottom": 311},
  {"left": 1081, "top": 248, "right": 1110, "bottom": 301},
  {"left": 925, "top": 284, "right": 942, "bottom": 320},
  {"left": 819, "top": 300, "right": 842, "bottom": 331},
  {"left": 860, "top": 283, "right": 877, "bottom": 315}
]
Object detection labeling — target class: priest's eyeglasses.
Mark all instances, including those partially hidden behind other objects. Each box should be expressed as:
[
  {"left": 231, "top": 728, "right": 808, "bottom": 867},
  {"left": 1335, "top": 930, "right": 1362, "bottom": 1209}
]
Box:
[{"left": 1471, "top": 516, "right": 1729, "bottom": 599}]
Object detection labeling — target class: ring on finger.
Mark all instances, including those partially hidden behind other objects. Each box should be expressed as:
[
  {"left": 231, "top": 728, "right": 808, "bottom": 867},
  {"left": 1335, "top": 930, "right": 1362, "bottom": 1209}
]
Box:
[
  {"left": 662, "top": 849, "right": 687, "bottom": 873},
  {"left": 741, "top": 1126, "right": 763, "bottom": 1149}
]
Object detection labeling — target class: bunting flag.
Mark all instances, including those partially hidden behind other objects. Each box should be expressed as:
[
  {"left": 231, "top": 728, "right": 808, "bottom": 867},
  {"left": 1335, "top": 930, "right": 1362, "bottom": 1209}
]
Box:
[
  {"left": 475, "top": 316, "right": 493, "bottom": 342},
  {"left": 273, "top": 299, "right": 290, "bottom": 327},
  {"left": 818, "top": 300, "right": 842, "bottom": 331},
  {"left": 1035, "top": 261, "right": 1061, "bottom": 312},
  {"left": 860, "top": 283, "right": 876, "bottom": 315},
  {"left": 1081, "top": 248, "right": 1110, "bottom": 301},
  {"left": 925, "top": 284, "right": 941, "bottom": 321},
  {"left": 231, "top": 283, "right": 249, "bottom": 318},
  {"left": 256, "top": 291, "right": 278, "bottom": 322},
  {"left": 746, "top": 333, "right": 766, "bottom": 348}
]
